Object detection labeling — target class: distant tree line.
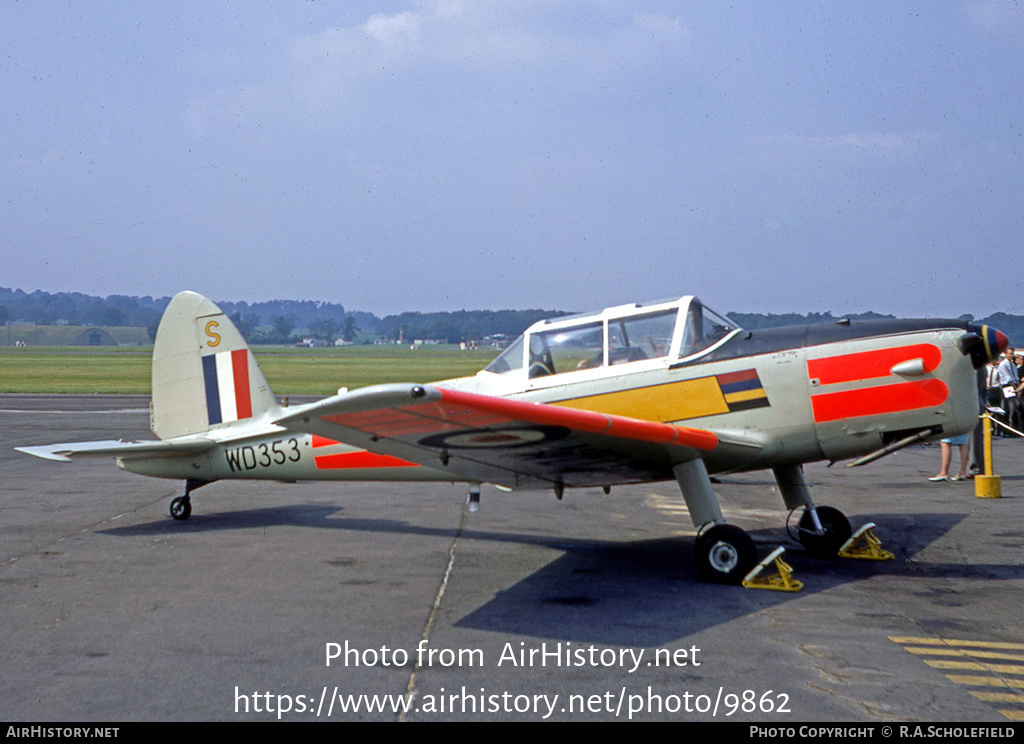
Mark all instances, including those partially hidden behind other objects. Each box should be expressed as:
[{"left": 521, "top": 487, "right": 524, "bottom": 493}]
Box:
[
  {"left": 377, "top": 309, "right": 568, "bottom": 344},
  {"left": 1, "top": 287, "right": 1021, "bottom": 346},
  {"left": 0, "top": 287, "right": 566, "bottom": 345},
  {"left": 0, "top": 289, "right": 165, "bottom": 328}
]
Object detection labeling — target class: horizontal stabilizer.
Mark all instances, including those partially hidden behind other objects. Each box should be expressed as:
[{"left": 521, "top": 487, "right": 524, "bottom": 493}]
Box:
[{"left": 16, "top": 439, "right": 214, "bottom": 463}]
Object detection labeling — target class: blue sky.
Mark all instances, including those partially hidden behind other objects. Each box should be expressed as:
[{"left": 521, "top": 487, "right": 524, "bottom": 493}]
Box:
[{"left": 2, "top": 1, "right": 1022, "bottom": 317}]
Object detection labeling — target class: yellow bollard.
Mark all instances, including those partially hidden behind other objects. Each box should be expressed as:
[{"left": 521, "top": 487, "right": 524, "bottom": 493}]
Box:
[{"left": 975, "top": 414, "right": 1001, "bottom": 498}]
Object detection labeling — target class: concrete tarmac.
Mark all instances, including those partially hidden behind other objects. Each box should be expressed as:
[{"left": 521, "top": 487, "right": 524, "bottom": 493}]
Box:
[{"left": 2, "top": 395, "right": 1024, "bottom": 721}]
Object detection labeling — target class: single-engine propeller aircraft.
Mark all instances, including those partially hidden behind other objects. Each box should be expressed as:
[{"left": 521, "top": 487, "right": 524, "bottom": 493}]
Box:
[{"left": 18, "top": 291, "right": 1007, "bottom": 584}]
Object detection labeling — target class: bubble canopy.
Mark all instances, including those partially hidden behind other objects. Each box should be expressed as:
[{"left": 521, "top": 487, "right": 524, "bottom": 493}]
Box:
[{"left": 483, "top": 297, "right": 740, "bottom": 381}]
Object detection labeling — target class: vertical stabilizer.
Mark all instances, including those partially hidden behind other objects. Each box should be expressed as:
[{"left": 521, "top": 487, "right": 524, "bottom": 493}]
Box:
[{"left": 151, "top": 291, "right": 277, "bottom": 439}]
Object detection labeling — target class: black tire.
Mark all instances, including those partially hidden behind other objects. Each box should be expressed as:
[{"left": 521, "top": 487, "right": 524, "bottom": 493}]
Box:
[
  {"left": 695, "top": 524, "right": 757, "bottom": 584},
  {"left": 170, "top": 496, "right": 192, "bottom": 521},
  {"left": 797, "top": 505, "right": 851, "bottom": 557}
]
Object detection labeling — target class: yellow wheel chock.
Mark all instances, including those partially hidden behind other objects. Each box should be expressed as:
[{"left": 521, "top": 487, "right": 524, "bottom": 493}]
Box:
[
  {"left": 838, "top": 522, "right": 894, "bottom": 561},
  {"left": 742, "top": 547, "right": 803, "bottom": 592}
]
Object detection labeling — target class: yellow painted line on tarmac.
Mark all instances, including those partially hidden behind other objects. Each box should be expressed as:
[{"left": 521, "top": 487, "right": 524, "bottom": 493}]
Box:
[
  {"left": 972, "top": 691, "right": 1024, "bottom": 703},
  {"left": 925, "top": 660, "right": 1024, "bottom": 674},
  {"left": 891, "top": 636, "right": 1024, "bottom": 720},
  {"left": 890, "top": 636, "right": 1024, "bottom": 650},
  {"left": 946, "top": 675, "right": 1024, "bottom": 688},
  {"left": 905, "top": 646, "right": 1024, "bottom": 662}
]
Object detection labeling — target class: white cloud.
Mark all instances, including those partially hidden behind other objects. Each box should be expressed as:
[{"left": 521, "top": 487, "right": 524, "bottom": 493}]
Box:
[
  {"left": 181, "top": 3, "right": 691, "bottom": 136},
  {"left": 363, "top": 10, "right": 422, "bottom": 45}
]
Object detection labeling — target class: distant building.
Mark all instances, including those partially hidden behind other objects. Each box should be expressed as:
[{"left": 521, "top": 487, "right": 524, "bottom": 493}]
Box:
[{"left": 74, "top": 328, "right": 118, "bottom": 347}]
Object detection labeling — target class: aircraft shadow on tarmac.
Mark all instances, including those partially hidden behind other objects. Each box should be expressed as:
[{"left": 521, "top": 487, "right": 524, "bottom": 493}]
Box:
[{"left": 100, "top": 508, "right": 1024, "bottom": 646}]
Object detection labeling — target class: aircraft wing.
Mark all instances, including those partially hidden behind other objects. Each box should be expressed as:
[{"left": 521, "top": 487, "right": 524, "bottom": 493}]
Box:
[
  {"left": 16, "top": 439, "right": 215, "bottom": 462},
  {"left": 274, "top": 384, "right": 719, "bottom": 489}
]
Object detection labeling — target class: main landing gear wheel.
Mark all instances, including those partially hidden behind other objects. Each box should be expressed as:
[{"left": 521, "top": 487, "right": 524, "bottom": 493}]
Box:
[
  {"left": 170, "top": 496, "right": 192, "bottom": 521},
  {"left": 694, "top": 524, "right": 757, "bottom": 584},
  {"left": 797, "top": 505, "right": 851, "bottom": 557}
]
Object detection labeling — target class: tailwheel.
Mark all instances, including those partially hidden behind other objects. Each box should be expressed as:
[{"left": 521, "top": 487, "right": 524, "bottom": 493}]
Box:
[
  {"left": 694, "top": 524, "right": 757, "bottom": 584},
  {"left": 797, "top": 505, "right": 851, "bottom": 557},
  {"left": 170, "top": 495, "right": 192, "bottom": 521}
]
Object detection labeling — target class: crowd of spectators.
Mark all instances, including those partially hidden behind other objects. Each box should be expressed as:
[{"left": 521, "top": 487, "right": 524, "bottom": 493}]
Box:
[
  {"left": 931, "top": 347, "right": 1021, "bottom": 482},
  {"left": 986, "top": 346, "right": 1024, "bottom": 435}
]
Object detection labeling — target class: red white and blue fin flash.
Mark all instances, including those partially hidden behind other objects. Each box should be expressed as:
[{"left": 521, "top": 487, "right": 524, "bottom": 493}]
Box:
[{"left": 202, "top": 349, "right": 253, "bottom": 426}]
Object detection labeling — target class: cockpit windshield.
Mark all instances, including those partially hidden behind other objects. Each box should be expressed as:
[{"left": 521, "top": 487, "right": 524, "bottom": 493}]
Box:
[
  {"left": 680, "top": 301, "right": 739, "bottom": 358},
  {"left": 483, "top": 335, "right": 524, "bottom": 375}
]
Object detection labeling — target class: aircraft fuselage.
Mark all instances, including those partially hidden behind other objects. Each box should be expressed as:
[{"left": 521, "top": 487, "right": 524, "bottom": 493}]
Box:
[{"left": 119, "top": 318, "right": 981, "bottom": 487}]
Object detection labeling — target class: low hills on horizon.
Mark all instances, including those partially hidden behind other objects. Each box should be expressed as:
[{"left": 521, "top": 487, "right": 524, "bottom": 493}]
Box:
[{"left": 1, "top": 286, "right": 1021, "bottom": 347}]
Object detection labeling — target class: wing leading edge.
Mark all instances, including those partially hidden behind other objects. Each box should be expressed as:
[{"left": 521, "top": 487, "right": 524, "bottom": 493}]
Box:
[{"left": 274, "top": 384, "right": 719, "bottom": 489}]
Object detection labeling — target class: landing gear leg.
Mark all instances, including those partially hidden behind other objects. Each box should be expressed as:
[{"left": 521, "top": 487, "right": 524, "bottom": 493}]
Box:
[
  {"left": 169, "top": 479, "right": 213, "bottom": 521},
  {"left": 674, "top": 459, "right": 757, "bottom": 584},
  {"left": 773, "top": 465, "right": 851, "bottom": 556}
]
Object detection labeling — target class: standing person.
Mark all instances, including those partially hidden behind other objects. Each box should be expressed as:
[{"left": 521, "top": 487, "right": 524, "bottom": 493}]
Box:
[
  {"left": 1015, "top": 354, "right": 1024, "bottom": 430},
  {"left": 930, "top": 434, "right": 970, "bottom": 482},
  {"left": 986, "top": 358, "right": 1006, "bottom": 435},
  {"left": 996, "top": 348, "right": 1023, "bottom": 436}
]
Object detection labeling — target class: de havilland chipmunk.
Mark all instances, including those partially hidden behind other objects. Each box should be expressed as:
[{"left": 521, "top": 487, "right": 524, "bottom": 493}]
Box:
[{"left": 17, "top": 291, "right": 1008, "bottom": 585}]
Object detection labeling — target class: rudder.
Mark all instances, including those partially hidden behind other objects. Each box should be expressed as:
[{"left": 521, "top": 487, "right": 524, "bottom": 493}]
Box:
[{"left": 151, "top": 291, "right": 278, "bottom": 439}]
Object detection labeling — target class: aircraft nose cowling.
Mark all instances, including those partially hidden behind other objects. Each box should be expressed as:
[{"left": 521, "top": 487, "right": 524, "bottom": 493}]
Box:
[{"left": 959, "top": 324, "right": 1009, "bottom": 369}]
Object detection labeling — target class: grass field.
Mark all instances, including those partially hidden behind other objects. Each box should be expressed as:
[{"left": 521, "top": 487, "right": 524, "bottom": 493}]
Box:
[{"left": 0, "top": 345, "right": 500, "bottom": 395}]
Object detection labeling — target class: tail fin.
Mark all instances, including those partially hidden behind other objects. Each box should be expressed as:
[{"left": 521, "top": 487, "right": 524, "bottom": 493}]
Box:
[{"left": 151, "top": 291, "right": 278, "bottom": 439}]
